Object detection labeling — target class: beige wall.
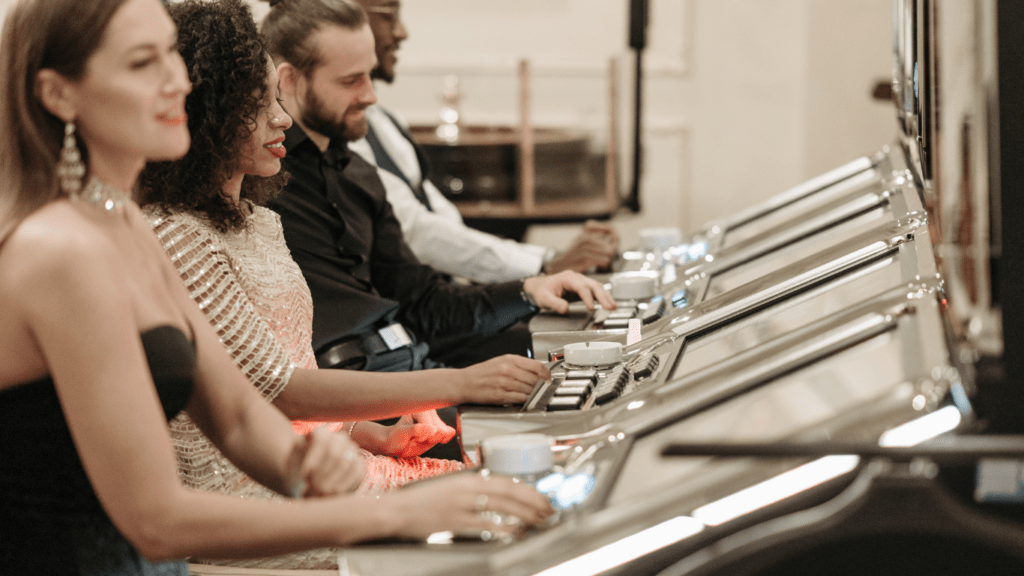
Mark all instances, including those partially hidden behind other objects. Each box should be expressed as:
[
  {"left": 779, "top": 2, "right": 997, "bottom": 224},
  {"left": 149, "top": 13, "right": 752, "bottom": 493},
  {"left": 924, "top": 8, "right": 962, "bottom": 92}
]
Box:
[{"left": 0, "top": 0, "right": 896, "bottom": 247}]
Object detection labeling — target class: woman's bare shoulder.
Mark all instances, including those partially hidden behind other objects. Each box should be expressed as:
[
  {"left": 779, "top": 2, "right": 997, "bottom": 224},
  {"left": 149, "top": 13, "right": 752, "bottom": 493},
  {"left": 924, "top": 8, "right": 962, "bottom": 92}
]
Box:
[{"left": 0, "top": 202, "right": 121, "bottom": 307}]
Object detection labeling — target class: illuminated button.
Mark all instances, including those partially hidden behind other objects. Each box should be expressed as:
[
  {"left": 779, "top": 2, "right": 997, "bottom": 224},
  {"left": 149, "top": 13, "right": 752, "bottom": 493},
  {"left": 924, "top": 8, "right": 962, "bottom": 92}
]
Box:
[
  {"left": 547, "top": 396, "right": 585, "bottom": 411},
  {"left": 688, "top": 242, "right": 709, "bottom": 260},
  {"left": 603, "top": 318, "right": 631, "bottom": 329},
  {"left": 565, "top": 370, "right": 597, "bottom": 381},
  {"left": 554, "top": 384, "right": 590, "bottom": 396},
  {"left": 607, "top": 310, "right": 636, "bottom": 320}
]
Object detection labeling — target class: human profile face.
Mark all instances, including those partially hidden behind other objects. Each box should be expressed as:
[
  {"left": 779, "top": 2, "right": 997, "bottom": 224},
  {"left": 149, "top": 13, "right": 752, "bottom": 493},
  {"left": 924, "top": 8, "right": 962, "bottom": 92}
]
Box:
[
  {"left": 68, "top": 0, "right": 192, "bottom": 179},
  {"left": 238, "top": 60, "right": 293, "bottom": 178},
  {"left": 356, "top": 0, "right": 407, "bottom": 83},
  {"left": 294, "top": 24, "right": 377, "bottom": 142}
]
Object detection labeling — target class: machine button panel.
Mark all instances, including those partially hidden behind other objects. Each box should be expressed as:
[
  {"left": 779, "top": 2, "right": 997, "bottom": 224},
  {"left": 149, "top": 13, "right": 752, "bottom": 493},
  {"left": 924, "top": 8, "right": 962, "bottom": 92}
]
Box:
[
  {"left": 533, "top": 364, "right": 635, "bottom": 412},
  {"left": 600, "top": 297, "right": 671, "bottom": 328},
  {"left": 640, "top": 300, "right": 667, "bottom": 324},
  {"left": 631, "top": 354, "right": 661, "bottom": 379},
  {"left": 593, "top": 367, "right": 630, "bottom": 405}
]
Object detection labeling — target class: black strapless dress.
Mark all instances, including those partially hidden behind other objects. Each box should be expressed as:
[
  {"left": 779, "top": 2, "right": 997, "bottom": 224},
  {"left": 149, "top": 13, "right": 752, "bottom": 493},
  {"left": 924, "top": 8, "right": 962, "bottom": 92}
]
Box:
[{"left": 0, "top": 326, "right": 195, "bottom": 576}]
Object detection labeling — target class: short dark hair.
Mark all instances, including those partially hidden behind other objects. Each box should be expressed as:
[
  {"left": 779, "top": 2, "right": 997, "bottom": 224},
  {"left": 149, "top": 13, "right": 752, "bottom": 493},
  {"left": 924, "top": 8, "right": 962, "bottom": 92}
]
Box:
[
  {"left": 259, "top": 0, "right": 368, "bottom": 77},
  {"left": 0, "top": 0, "right": 129, "bottom": 242},
  {"left": 138, "top": 0, "right": 285, "bottom": 233}
]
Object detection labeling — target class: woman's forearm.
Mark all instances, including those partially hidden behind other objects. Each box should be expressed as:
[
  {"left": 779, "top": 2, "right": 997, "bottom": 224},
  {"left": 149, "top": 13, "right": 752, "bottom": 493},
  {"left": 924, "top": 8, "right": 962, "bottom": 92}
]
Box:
[
  {"left": 272, "top": 367, "right": 461, "bottom": 421},
  {"left": 204, "top": 387, "right": 304, "bottom": 496},
  {"left": 124, "top": 487, "right": 395, "bottom": 561}
]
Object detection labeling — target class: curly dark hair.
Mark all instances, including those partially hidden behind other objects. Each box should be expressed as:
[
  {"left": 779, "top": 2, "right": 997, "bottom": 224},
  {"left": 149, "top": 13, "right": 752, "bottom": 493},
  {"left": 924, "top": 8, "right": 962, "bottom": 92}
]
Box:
[{"left": 138, "top": 0, "right": 286, "bottom": 233}]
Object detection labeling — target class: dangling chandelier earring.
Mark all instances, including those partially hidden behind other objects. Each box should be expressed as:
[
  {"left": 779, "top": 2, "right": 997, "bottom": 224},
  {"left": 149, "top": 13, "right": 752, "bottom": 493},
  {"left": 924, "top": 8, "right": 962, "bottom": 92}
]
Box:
[{"left": 56, "top": 121, "right": 86, "bottom": 196}]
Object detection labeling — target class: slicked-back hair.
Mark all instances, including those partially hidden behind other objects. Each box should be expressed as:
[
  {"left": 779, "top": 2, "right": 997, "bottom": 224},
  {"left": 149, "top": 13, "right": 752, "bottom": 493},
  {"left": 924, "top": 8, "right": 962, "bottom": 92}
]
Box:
[
  {"left": 259, "top": 0, "right": 367, "bottom": 77},
  {"left": 0, "top": 0, "right": 128, "bottom": 243},
  {"left": 138, "top": 0, "right": 286, "bottom": 234}
]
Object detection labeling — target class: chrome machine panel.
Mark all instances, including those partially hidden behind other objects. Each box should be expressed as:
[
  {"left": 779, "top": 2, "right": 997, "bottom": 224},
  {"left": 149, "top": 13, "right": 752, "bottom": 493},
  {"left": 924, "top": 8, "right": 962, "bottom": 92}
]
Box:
[
  {"left": 339, "top": 258, "right": 964, "bottom": 576},
  {"left": 529, "top": 147, "right": 920, "bottom": 357},
  {"left": 460, "top": 220, "right": 943, "bottom": 452}
]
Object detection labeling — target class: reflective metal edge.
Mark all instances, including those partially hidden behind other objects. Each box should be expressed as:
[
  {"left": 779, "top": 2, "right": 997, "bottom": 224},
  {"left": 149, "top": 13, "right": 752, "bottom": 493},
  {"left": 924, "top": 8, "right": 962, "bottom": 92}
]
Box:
[
  {"left": 714, "top": 155, "right": 878, "bottom": 233},
  {"left": 687, "top": 185, "right": 889, "bottom": 280}
]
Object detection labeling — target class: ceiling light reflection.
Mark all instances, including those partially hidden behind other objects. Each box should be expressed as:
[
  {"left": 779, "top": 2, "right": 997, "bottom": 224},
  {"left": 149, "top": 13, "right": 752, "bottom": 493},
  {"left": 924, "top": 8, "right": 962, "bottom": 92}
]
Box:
[
  {"left": 878, "top": 405, "right": 962, "bottom": 446},
  {"left": 689, "top": 406, "right": 962, "bottom": 528},
  {"left": 532, "top": 516, "right": 704, "bottom": 576},
  {"left": 691, "top": 455, "right": 860, "bottom": 526}
]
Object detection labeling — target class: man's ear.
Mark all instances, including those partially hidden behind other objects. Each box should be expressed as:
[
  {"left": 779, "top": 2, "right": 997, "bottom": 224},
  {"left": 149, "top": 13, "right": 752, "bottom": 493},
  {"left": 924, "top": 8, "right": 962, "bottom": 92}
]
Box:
[
  {"left": 35, "top": 69, "right": 77, "bottom": 122},
  {"left": 277, "top": 61, "right": 299, "bottom": 94}
]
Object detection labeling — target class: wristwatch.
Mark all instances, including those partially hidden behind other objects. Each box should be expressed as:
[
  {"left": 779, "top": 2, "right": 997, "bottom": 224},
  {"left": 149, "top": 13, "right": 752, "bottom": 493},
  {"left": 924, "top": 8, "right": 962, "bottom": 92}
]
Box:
[{"left": 520, "top": 287, "right": 539, "bottom": 309}]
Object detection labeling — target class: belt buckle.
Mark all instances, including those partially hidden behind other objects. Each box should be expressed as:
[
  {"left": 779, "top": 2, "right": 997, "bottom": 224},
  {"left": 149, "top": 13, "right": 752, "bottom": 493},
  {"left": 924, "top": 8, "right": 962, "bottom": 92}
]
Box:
[{"left": 377, "top": 323, "right": 412, "bottom": 351}]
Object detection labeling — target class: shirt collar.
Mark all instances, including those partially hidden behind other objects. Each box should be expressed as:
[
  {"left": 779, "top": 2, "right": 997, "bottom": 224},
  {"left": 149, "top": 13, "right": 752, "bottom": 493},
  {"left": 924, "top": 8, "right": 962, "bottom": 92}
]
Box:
[{"left": 283, "top": 124, "right": 352, "bottom": 169}]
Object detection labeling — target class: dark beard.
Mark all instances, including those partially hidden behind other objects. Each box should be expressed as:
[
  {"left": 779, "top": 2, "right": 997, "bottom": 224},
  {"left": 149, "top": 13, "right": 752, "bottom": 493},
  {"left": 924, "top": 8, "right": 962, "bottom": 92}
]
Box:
[
  {"left": 300, "top": 87, "right": 368, "bottom": 143},
  {"left": 370, "top": 64, "right": 394, "bottom": 83}
]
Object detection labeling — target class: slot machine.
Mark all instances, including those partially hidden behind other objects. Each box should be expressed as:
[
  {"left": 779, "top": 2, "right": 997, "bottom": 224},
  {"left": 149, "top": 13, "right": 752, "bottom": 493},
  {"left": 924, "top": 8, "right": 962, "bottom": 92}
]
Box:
[
  {"left": 324, "top": 2, "right": 1024, "bottom": 575},
  {"left": 528, "top": 146, "right": 908, "bottom": 358}
]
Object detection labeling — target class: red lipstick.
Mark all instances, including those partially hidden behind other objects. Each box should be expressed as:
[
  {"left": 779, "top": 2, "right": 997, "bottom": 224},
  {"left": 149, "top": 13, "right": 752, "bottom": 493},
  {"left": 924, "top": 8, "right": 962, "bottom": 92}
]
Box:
[
  {"left": 158, "top": 112, "right": 187, "bottom": 126},
  {"left": 265, "top": 137, "right": 286, "bottom": 159}
]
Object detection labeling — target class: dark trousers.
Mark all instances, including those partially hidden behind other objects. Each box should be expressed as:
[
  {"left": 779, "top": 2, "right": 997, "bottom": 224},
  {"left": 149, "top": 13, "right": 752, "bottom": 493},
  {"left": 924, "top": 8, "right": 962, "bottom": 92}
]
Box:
[{"left": 426, "top": 321, "right": 533, "bottom": 368}]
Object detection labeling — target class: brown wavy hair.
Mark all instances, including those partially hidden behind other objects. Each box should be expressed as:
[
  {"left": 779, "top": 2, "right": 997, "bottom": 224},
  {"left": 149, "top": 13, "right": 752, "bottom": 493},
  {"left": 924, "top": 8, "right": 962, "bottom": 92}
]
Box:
[
  {"left": 138, "top": 0, "right": 286, "bottom": 234},
  {"left": 0, "top": 0, "right": 128, "bottom": 243},
  {"left": 259, "top": 0, "right": 367, "bottom": 76}
]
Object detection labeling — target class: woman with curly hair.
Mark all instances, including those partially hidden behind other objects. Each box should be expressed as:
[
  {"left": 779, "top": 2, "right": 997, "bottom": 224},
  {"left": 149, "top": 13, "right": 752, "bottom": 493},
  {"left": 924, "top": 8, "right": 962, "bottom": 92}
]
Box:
[
  {"left": 0, "top": 0, "right": 552, "bottom": 573},
  {"left": 139, "top": 1, "right": 552, "bottom": 567}
]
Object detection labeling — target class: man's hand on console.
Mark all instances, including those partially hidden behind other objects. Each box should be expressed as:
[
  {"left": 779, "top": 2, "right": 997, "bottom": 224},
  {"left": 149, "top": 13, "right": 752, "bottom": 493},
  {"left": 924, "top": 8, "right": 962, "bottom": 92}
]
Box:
[
  {"left": 544, "top": 220, "right": 619, "bottom": 274},
  {"left": 523, "top": 270, "right": 616, "bottom": 314}
]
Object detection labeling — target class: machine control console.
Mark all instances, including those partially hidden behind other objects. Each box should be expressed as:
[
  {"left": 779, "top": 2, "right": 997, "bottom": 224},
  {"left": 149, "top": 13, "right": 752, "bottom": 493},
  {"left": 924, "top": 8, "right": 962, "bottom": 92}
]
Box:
[
  {"left": 527, "top": 349, "right": 663, "bottom": 412},
  {"left": 599, "top": 299, "right": 668, "bottom": 329}
]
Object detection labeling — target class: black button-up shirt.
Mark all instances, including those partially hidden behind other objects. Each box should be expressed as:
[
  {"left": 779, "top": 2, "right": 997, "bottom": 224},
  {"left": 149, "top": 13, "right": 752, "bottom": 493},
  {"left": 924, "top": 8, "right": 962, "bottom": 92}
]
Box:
[{"left": 269, "top": 124, "right": 536, "bottom": 353}]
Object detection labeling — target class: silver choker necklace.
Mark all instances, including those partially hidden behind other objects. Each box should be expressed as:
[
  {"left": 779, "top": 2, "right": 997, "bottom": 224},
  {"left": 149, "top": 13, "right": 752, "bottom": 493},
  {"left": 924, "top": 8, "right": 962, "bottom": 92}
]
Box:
[{"left": 73, "top": 177, "right": 132, "bottom": 214}]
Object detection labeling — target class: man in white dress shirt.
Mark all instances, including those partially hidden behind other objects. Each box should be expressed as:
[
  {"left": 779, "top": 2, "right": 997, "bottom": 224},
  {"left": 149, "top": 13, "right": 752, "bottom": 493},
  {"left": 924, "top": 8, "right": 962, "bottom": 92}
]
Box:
[{"left": 348, "top": 0, "right": 618, "bottom": 283}]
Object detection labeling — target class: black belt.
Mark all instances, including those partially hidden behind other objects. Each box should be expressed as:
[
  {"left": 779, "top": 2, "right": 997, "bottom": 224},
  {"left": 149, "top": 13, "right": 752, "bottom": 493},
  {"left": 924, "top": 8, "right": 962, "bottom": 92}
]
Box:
[{"left": 316, "top": 323, "right": 414, "bottom": 369}]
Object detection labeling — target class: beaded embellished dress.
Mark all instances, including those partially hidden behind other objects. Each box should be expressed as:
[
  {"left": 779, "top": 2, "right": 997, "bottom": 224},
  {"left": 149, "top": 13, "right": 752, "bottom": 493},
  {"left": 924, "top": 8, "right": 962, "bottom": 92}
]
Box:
[{"left": 147, "top": 205, "right": 462, "bottom": 569}]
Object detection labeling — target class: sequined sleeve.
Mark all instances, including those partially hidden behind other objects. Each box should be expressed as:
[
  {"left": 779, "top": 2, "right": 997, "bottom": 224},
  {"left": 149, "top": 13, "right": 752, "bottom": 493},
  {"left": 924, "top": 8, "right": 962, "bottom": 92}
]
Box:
[
  {"left": 149, "top": 211, "right": 296, "bottom": 402},
  {"left": 145, "top": 210, "right": 294, "bottom": 503}
]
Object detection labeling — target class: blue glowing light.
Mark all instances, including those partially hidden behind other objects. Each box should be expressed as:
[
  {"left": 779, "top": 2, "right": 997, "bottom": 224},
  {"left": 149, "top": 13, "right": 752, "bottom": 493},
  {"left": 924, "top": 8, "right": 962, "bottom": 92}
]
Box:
[{"left": 552, "top": 473, "right": 597, "bottom": 509}]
